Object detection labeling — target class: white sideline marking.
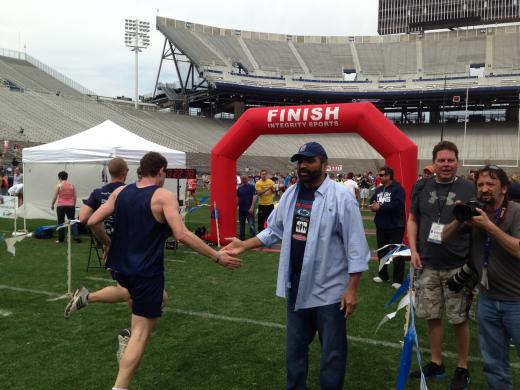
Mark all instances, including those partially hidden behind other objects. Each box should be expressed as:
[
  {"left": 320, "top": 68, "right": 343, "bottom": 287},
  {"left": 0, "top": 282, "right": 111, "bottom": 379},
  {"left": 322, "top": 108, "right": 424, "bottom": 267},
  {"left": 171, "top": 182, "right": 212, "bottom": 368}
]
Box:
[
  {"left": 85, "top": 277, "right": 116, "bottom": 283},
  {"left": 0, "top": 283, "right": 518, "bottom": 369},
  {"left": 0, "top": 284, "right": 60, "bottom": 297},
  {"left": 0, "top": 309, "right": 12, "bottom": 317},
  {"left": 165, "top": 259, "right": 186, "bottom": 263},
  {"left": 46, "top": 293, "right": 71, "bottom": 302},
  {"left": 165, "top": 307, "right": 285, "bottom": 329}
]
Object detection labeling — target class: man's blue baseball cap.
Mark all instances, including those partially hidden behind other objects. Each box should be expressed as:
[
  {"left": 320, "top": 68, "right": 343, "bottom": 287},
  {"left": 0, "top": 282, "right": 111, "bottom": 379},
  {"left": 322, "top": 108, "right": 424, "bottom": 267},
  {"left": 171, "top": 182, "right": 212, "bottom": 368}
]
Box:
[{"left": 290, "top": 142, "right": 328, "bottom": 162}]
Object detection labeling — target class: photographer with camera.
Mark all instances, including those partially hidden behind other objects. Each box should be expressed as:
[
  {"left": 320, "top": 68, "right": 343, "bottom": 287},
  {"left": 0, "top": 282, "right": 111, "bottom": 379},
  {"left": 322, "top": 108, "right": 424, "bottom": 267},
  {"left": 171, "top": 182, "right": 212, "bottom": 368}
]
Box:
[
  {"left": 407, "top": 141, "right": 475, "bottom": 389},
  {"left": 442, "top": 165, "right": 520, "bottom": 390}
]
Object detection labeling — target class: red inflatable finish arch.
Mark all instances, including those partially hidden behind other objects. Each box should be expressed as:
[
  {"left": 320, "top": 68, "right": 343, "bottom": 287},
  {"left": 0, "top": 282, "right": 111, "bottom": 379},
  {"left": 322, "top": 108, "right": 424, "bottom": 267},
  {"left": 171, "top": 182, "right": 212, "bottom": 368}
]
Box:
[{"left": 209, "top": 103, "right": 417, "bottom": 244}]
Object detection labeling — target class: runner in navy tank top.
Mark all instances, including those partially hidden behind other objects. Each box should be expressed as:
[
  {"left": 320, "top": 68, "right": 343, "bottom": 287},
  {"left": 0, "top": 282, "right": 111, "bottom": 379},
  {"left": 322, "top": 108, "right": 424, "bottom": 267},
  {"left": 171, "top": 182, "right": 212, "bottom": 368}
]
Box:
[
  {"left": 77, "top": 152, "right": 242, "bottom": 390},
  {"left": 107, "top": 183, "right": 169, "bottom": 277}
]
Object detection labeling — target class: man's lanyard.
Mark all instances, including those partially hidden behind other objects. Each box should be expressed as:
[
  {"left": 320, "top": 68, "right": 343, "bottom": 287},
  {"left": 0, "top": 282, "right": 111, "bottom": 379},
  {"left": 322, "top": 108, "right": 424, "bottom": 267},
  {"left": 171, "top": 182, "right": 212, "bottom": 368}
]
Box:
[
  {"left": 434, "top": 180, "right": 455, "bottom": 222},
  {"left": 481, "top": 206, "right": 506, "bottom": 289}
]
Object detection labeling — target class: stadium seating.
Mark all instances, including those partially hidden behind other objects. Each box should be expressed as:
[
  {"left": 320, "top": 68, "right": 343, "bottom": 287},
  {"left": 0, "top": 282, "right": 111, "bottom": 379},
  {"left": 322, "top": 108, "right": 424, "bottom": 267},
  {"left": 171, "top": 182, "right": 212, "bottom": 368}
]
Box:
[
  {"left": 156, "top": 17, "right": 520, "bottom": 93},
  {"left": 3, "top": 81, "right": 518, "bottom": 173},
  {"left": 0, "top": 55, "right": 85, "bottom": 97}
]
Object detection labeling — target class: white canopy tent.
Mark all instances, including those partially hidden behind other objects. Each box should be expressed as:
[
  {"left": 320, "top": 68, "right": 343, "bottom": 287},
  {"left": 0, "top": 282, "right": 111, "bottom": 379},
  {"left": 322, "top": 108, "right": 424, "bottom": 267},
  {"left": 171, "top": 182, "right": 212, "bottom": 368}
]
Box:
[{"left": 22, "top": 120, "right": 186, "bottom": 220}]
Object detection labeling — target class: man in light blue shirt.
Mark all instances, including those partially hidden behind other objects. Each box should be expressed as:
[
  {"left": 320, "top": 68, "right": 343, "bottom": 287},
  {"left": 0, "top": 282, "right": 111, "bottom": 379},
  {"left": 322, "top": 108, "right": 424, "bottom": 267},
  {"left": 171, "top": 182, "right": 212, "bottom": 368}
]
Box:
[{"left": 224, "top": 142, "right": 370, "bottom": 389}]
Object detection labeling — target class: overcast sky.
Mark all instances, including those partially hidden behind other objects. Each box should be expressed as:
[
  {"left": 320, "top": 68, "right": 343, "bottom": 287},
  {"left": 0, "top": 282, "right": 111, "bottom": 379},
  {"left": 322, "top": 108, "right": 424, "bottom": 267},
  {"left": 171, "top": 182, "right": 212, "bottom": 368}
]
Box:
[{"left": 0, "top": 0, "right": 378, "bottom": 98}]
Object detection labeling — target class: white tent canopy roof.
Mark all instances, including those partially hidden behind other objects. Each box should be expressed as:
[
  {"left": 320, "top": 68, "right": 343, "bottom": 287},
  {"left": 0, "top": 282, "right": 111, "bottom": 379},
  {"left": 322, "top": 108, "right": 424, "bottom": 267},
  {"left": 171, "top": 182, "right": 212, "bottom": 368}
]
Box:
[{"left": 22, "top": 120, "right": 185, "bottom": 166}]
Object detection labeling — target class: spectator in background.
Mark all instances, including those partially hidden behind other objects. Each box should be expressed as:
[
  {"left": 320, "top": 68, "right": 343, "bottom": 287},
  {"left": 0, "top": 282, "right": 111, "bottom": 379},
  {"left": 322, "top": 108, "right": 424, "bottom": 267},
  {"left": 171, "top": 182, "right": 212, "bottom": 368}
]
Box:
[
  {"left": 8, "top": 166, "right": 24, "bottom": 205},
  {"left": 467, "top": 170, "right": 478, "bottom": 184},
  {"left": 187, "top": 177, "right": 198, "bottom": 206},
  {"left": 255, "top": 169, "right": 275, "bottom": 232},
  {"left": 510, "top": 174, "right": 520, "bottom": 184},
  {"left": 80, "top": 157, "right": 129, "bottom": 241},
  {"left": 442, "top": 165, "right": 520, "bottom": 390},
  {"left": 508, "top": 180, "right": 520, "bottom": 203},
  {"left": 407, "top": 141, "right": 474, "bottom": 389},
  {"left": 422, "top": 165, "right": 435, "bottom": 180},
  {"left": 284, "top": 174, "right": 291, "bottom": 190},
  {"left": 359, "top": 171, "right": 372, "bottom": 208},
  {"left": 374, "top": 171, "right": 382, "bottom": 188},
  {"left": 278, "top": 175, "right": 286, "bottom": 194},
  {"left": 51, "top": 171, "right": 81, "bottom": 244},
  {"left": 343, "top": 172, "right": 359, "bottom": 198},
  {"left": 13, "top": 166, "right": 23, "bottom": 186},
  {"left": 0, "top": 169, "right": 8, "bottom": 196},
  {"left": 369, "top": 166, "right": 406, "bottom": 288},
  {"left": 237, "top": 175, "right": 257, "bottom": 241},
  {"left": 202, "top": 174, "right": 210, "bottom": 189}
]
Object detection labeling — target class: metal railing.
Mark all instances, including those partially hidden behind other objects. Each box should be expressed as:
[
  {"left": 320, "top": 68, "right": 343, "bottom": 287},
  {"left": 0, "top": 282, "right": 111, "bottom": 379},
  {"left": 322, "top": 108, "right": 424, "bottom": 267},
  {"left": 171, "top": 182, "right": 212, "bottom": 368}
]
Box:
[{"left": 0, "top": 48, "right": 96, "bottom": 95}]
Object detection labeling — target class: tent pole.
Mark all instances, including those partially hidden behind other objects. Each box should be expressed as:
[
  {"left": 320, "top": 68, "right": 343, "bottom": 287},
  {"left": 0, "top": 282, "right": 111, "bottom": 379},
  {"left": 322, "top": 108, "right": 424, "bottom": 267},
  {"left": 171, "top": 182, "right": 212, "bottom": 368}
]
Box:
[{"left": 22, "top": 162, "right": 26, "bottom": 233}]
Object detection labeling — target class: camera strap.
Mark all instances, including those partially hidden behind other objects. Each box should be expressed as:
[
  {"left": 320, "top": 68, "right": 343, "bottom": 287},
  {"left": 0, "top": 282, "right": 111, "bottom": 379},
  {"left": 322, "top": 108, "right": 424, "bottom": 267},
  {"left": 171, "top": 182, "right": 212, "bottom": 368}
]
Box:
[{"left": 481, "top": 206, "right": 507, "bottom": 290}]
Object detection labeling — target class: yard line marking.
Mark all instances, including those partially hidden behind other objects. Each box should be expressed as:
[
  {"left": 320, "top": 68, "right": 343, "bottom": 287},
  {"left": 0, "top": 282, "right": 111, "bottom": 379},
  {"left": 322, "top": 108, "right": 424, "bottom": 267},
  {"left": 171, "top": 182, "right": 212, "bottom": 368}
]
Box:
[
  {"left": 0, "top": 309, "right": 12, "bottom": 317},
  {"left": 0, "top": 284, "right": 60, "bottom": 297},
  {"left": 85, "top": 277, "right": 116, "bottom": 283},
  {"left": 165, "top": 259, "right": 186, "bottom": 263},
  {"left": 0, "top": 283, "right": 518, "bottom": 369},
  {"left": 164, "top": 307, "right": 285, "bottom": 329}
]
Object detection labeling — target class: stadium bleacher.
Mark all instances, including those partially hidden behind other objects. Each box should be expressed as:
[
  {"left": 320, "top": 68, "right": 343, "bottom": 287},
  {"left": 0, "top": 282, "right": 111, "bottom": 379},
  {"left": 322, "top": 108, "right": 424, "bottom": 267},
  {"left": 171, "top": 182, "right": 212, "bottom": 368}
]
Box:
[
  {"left": 156, "top": 17, "right": 520, "bottom": 95},
  {"left": 1, "top": 74, "right": 518, "bottom": 174}
]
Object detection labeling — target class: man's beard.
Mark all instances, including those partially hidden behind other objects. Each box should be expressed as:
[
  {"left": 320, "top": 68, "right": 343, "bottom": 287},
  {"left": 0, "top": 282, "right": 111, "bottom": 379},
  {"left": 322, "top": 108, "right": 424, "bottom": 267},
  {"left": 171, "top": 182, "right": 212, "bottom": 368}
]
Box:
[
  {"left": 478, "top": 193, "right": 497, "bottom": 206},
  {"left": 298, "top": 166, "right": 323, "bottom": 183}
]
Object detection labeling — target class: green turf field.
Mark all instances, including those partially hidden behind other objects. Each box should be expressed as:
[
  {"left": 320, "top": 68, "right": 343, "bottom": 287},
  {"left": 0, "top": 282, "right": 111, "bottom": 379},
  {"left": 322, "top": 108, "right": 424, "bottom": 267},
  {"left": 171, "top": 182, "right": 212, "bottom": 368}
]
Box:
[{"left": 0, "top": 197, "right": 518, "bottom": 389}]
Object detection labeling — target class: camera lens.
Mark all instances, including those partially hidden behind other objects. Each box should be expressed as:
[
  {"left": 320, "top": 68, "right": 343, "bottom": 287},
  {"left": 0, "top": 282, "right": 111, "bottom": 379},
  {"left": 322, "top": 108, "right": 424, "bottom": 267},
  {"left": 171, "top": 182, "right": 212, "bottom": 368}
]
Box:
[{"left": 453, "top": 204, "right": 472, "bottom": 222}]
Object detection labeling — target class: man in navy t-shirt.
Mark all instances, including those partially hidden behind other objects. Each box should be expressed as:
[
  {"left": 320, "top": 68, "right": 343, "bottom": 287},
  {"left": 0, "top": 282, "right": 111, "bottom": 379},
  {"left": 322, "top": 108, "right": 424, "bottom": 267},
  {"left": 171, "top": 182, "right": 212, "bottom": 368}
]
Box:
[
  {"left": 369, "top": 166, "right": 406, "bottom": 288},
  {"left": 80, "top": 157, "right": 129, "bottom": 237},
  {"left": 65, "top": 157, "right": 133, "bottom": 361},
  {"left": 66, "top": 157, "right": 132, "bottom": 312},
  {"left": 237, "top": 175, "right": 257, "bottom": 240}
]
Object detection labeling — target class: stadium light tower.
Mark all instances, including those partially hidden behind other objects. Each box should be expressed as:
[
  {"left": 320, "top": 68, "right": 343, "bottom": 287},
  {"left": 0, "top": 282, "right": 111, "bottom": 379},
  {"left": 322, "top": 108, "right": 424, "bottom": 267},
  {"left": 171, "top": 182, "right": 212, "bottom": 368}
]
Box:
[{"left": 124, "top": 19, "right": 150, "bottom": 109}]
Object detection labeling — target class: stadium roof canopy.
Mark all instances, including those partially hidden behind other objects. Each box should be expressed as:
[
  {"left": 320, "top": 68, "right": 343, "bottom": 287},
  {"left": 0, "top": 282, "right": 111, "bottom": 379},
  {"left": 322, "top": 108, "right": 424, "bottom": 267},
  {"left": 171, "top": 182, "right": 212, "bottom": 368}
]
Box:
[{"left": 153, "top": 16, "right": 520, "bottom": 114}]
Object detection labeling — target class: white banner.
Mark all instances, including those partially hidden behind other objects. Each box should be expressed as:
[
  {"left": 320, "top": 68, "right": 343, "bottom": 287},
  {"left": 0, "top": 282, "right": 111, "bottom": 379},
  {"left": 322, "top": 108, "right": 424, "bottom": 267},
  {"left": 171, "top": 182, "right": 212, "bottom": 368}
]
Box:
[
  {"left": 0, "top": 196, "right": 17, "bottom": 219},
  {"left": 326, "top": 164, "right": 343, "bottom": 172}
]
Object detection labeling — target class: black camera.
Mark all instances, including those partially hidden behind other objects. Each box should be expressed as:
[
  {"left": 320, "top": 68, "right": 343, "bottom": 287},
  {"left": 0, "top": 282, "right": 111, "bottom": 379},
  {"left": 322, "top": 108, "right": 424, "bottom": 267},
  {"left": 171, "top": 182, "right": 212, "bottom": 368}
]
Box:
[
  {"left": 453, "top": 200, "right": 484, "bottom": 222},
  {"left": 446, "top": 264, "right": 478, "bottom": 292}
]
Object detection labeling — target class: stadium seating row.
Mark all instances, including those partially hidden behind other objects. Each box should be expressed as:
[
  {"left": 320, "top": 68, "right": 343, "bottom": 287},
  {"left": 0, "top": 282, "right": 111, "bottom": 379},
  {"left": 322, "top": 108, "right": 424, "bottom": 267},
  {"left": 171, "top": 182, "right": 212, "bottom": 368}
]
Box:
[
  {"left": 1, "top": 85, "right": 518, "bottom": 167},
  {"left": 156, "top": 17, "right": 520, "bottom": 89}
]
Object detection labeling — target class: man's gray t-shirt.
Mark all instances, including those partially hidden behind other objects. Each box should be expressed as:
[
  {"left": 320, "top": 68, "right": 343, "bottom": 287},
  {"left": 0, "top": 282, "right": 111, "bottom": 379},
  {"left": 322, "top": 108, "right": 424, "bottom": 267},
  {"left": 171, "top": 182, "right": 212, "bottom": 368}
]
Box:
[
  {"left": 470, "top": 201, "right": 520, "bottom": 301},
  {"left": 411, "top": 176, "right": 475, "bottom": 269}
]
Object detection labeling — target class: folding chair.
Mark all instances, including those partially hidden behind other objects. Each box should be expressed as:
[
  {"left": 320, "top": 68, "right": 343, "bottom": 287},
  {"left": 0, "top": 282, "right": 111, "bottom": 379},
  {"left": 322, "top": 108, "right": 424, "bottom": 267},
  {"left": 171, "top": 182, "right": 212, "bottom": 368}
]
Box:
[{"left": 86, "top": 229, "right": 104, "bottom": 271}]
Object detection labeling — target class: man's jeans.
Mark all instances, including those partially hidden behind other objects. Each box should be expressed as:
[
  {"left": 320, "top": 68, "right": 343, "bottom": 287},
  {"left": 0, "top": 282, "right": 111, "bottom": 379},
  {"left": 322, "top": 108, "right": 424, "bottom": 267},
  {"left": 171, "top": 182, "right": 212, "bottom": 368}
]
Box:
[
  {"left": 376, "top": 227, "right": 405, "bottom": 283},
  {"left": 238, "top": 210, "right": 256, "bottom": 241},
  {"left": 477, "top": 293, "right": 520, "bottom": 390},
  {"left": 286, "top": 274, "right": 347, "bottom": 390}
]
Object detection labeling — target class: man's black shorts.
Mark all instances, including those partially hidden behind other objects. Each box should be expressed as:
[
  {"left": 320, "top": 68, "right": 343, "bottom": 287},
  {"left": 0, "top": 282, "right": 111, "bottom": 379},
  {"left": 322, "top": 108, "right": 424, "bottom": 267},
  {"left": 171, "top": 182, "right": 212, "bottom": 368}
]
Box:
[{"left": 113, "top": 272, "right": 164, "bottom": 318}]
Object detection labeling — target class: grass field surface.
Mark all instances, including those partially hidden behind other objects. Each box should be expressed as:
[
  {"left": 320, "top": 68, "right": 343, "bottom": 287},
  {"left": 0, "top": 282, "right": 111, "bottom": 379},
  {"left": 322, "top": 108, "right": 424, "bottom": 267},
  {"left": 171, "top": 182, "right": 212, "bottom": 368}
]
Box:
[{"left": 0, "top": 193, "right": 518, "bottom": 389}]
